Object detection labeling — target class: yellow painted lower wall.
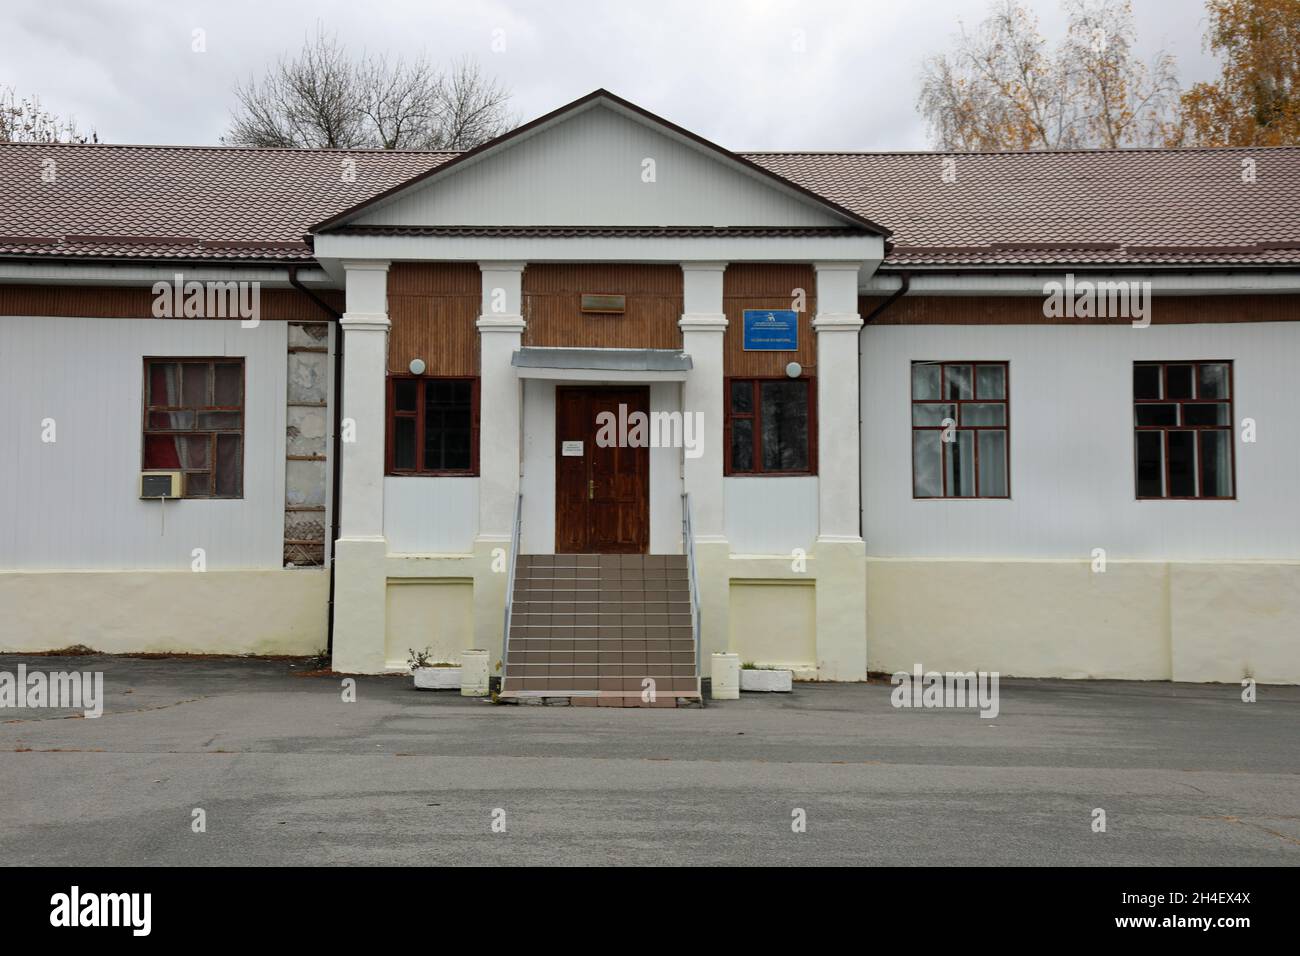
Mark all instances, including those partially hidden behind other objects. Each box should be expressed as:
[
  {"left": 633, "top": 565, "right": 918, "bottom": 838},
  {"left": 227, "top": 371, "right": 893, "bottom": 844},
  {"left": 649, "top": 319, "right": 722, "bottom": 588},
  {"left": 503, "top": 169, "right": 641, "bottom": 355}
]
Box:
[
  {"left": 728, "top": 580, "right": 816, "bottom": 671},
  {"left": 0, "top": 569, "right": 329, "bottom": 656},
  {"left": 384, "top": 578, "right": 475, "bottom": 670},
  {"left": 866, "top": 559, "right": 1300, "bottom": 684}
]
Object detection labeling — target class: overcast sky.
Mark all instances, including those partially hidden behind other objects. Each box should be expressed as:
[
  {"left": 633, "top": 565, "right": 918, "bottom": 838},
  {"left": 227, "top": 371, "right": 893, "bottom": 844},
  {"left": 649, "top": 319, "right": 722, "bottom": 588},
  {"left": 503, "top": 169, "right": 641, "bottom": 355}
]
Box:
[{"left": 2, "top": 0, "right": 1218, "bottom": 150}]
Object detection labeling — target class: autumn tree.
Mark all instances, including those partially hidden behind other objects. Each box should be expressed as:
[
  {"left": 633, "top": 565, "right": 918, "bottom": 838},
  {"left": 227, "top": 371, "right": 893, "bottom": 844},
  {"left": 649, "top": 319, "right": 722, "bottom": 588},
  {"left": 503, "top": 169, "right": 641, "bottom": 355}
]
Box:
[
  {"left": 1, "top": 86, "right": 97, "bottom": 143},
  {"left": 225, "top": 25, "right": 514, "bottom": 149},
  {"left": 1177, "top": 0, "right": 1300, "bottom": 146},
  {"left": 917, "top": 0, "right": 1180, "bottom": 149}
]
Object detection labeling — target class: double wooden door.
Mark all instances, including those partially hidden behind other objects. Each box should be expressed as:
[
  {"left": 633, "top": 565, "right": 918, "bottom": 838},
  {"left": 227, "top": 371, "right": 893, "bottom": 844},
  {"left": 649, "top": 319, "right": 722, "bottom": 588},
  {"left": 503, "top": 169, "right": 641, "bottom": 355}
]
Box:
[{"left": 555, "top": 386, "right": 650, "bottom": 553}]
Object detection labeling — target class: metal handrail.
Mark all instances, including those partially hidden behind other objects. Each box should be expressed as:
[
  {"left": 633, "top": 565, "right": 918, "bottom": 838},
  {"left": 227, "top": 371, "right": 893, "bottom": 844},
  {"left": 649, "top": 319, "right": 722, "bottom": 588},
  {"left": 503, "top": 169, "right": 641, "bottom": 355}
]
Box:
[
  {"left": 681, "top": 492, "right": 703, "bottom": 681},
  {"left": 501, "top": 492, "right": 523, "bottom": 676}
]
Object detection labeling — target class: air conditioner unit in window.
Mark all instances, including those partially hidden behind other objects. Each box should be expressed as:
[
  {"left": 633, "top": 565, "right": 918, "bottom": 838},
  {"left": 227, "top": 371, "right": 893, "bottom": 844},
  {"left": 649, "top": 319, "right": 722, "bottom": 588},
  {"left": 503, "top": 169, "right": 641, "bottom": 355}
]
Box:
[{"left": 139, "top": 470, "right": 183, "bottom": 499}]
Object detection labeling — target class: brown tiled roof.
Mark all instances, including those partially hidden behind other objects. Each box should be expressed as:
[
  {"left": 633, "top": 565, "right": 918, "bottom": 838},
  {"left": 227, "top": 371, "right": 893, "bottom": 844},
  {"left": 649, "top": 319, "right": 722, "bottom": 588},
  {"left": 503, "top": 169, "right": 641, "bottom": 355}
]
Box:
[
  {"left": 744, "top": 147, "right": 1300, "bottom": 268},
  {"left": 1, "top": 138, "right": 1297, "bottom": 269},
  {"left": 329, "top": 224, "right": 869, "bottom": 238},
  {"left": 0, "top": 142, "right": 454, "bottom": 262}
]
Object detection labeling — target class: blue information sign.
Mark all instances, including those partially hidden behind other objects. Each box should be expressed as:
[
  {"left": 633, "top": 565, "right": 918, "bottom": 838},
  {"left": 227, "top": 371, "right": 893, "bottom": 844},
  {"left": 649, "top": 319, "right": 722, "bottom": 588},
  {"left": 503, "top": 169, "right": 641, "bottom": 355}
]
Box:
[{"left": 741, "top": 309, "right": 799, "bottom": 351}]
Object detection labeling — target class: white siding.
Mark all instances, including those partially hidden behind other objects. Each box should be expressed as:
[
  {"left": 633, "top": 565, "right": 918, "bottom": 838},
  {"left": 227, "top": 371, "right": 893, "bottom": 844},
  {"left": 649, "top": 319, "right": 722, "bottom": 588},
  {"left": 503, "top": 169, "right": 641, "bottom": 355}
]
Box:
[
  {"left": 383, "top": 477, "right": 478, "bottom": 554},
  {"left": 0, "top": 316, "right": 288, "bottom": 570},
  {"left": 354, "top": 103, "right": 844, "bottom": 229},
  {"left": 725, "top": 477, "right": 818, "bottom": 555},
  {"left": 861, "top": 321, "right": 1300, "bottom": 559}
]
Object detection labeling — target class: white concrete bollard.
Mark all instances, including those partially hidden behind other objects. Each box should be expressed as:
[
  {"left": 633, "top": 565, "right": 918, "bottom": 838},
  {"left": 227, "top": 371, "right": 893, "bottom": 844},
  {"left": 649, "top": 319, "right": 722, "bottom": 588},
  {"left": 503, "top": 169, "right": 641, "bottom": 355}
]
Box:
[
  {"left": 460, "top": 649, "right": 490, "bottom": 697},
  {"left": 711, "top": 652, "right": 740, "bottom": 700}
]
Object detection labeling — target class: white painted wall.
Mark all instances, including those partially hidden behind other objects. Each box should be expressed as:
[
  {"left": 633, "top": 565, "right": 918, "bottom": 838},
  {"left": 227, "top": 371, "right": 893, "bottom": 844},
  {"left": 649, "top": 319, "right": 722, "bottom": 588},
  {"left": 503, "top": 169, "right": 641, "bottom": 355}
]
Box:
[
  {"left": 725, "top": 477, "right": 818, "bottom": 555},
  {"left": 354, "top": 104, "right": 844, "bottom": 229},
  {"left": 0, "top": 315, "right": 287, "bottom": 570},
  {"left": 519, "top": 378, "right": 684, "bottom": 555},
  {"left": 862, "top": 321, "right": 1300, "bottom": 559},
  {"left": 383, "top": 478, "right": 478, "bottom": 554}
]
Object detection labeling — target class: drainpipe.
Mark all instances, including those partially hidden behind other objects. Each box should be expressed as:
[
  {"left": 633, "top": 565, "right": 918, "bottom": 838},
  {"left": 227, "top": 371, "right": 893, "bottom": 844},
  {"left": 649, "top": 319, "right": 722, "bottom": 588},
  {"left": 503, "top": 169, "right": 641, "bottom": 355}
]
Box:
[
  {"left": 289, "top": 266, "right": 345, "bottom": 658},
  {"left": 858, "top": 272, "right": 911, "bottom": 539}
]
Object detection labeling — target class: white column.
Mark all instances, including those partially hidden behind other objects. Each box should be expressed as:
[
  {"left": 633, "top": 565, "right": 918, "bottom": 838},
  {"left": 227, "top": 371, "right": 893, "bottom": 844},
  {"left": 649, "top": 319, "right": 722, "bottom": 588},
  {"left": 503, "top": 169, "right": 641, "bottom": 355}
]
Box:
[
  {"left": 476, "top": 262, "right": 526, "bottom": 541},
  {"left": 813, "top": 262, "right": 864, "bottom": 543},
  {"left": 333, "top": 260, "right": 391, "bottom": 674},
  {"left": 679, "top": 262, "right": 727, "bottom": 542}
]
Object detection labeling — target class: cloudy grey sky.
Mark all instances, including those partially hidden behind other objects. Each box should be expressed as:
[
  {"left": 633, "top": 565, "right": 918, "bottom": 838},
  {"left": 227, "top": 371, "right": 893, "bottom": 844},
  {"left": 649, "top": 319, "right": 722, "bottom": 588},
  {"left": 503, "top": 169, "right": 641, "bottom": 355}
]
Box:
[{"left": 2, "top": 0, "right": 1218, "bottom": 150}]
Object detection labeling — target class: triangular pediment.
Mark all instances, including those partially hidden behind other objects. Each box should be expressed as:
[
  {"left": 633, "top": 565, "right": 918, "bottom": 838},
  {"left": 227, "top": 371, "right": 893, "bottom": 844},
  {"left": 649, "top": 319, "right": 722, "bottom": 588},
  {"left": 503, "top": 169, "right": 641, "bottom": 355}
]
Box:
[{"left": 314, "top": 91, "right": 884, "bottom": 234}]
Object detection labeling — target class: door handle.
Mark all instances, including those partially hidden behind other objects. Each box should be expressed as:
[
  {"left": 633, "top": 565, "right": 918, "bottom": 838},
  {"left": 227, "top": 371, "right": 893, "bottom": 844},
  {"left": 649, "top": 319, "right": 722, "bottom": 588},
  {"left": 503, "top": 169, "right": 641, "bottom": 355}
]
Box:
[{"left": 588, "top": 479, "right": 594, "bottom": 500}]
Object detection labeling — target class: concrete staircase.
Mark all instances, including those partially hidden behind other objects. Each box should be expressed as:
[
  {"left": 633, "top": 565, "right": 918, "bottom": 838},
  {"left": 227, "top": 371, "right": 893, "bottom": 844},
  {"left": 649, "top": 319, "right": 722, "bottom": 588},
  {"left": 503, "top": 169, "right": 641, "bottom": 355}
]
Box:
[{"left": 499, "top": 554, "right": 702, "bottom": 707}]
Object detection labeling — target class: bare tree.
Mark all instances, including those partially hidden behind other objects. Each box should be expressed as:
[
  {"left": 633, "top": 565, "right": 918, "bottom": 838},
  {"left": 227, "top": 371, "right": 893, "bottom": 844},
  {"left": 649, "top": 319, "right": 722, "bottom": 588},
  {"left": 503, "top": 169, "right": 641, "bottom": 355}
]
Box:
[
  {"left": 918, "top": 0, "right": 1179, "bottom": 150},
  {"left": 1, "top": 86, "right": 97, "bottom": 143},
  {"left": 225, "top": 26, "right": 515, "bottom": 150}
]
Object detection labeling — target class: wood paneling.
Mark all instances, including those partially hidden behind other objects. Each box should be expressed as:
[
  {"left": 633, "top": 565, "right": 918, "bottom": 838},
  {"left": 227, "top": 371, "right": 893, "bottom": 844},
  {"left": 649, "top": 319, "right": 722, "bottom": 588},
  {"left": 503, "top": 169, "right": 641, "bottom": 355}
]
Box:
[
  {"left": 723, "top": 264, "right": 817, "bottom": 376},
  {"left": 387, "top": 263, "right": 480, "bottom": 375},
  {"left": 523, "top": 264, "right": 682, "bottom": 348},
  {"left": 0, "top": 284, "right": 341, "bottom": 320},
  {"left": 861, "top": 293, "right": 1300, "bottom": 325}
]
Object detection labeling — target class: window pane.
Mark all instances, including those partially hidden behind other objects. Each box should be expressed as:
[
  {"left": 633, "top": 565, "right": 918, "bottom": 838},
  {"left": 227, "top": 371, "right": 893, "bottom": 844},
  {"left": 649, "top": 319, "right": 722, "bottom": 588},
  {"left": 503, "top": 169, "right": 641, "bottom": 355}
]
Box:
[
  {"left": 1167, "top": 431, "right": 1196, "bottom": 496},
  {"left": 186, "top": 473, "right": 210, "bottom": 496},
  {"left": 1166, "top": 365, "right": 1194, "bottom": 399},
  {"left": 760, "top": 381, "right": 809, "bottom": 471},
  {"left": 1135, "top": 404, "right": 1178, "bottom": 426},
  {"left": 424, "top": 380, "right": 472, "bottom": 470},
  {"left": 1135, "top": 432, "right": 1164, "bottom": 497},
  {"left": 961, "top": 403, "right": 1006, "bottom": 426},
  {"left": 143, "top": 434, "right": 181, "bottom": 468},
  {"left": 1183, "top": 403, "right": 1230, "bottom": 426},
  {"left": 944, "top": 365, "right": 973, "bottom": 400},
  {"left": 1199, "top": 431, "right": 1233, "bottom": 497},
  {"left": 976, "top": 364, "right": 1006, "bottom": 399},
  {"left": 912, "top": 403, "right": 955, "bottom": 426},
  {"left": 945, "top": 429, "right": 975, "bottom": 497},
  {"left": 182, "top": 363, "right": 209, "bottom": 407},
  {"left": 912, "top": 363, "right": 941, "bottom": 400},
  {"left": 196, "top": 411, "right": 241, "bottom": 430},
  {"left": 1134, "top": 364, "right": 1162, "bottom": 400},
  {"left": 148, "top": 362, "right": 179, "bottom": 406},
  {"left": 214, "top": 363, "right": 242, "bottom": 406},
  {"left": 730, "top": 380, "right": 753, "bottom": 414},
  {"left": 214, "top": 434, "right": 242, "bottom": 496},
  {"left": 912, "top": 430, "right": 942, "bottom": 497},
  {"left": 179, "top": 435, "right": 209, "bottom": 469},
  {"left": 395, "top": 379, "right": 417, "bottom": 412},
  {"left": 147, "top": 411, "right": 193, "bottom": 430},
  {"left": 1198, "top": 363, "right": 1230, "bottom": 399},
  {"left": 394, "top": 417, "right": 416, "bottom": 469},
  {"left": 730, "top": 418, "right": 754, "bottom": 472},
  {"left": 978, "top": 430, "right": 1008, "bottom": 497}
]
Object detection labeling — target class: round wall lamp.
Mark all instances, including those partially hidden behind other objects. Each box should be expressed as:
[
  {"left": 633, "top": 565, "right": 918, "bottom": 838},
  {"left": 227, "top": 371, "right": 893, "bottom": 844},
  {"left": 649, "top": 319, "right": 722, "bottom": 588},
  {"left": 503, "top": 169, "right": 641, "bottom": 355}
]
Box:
[
  {"left": 408, "top": 358, "right": 427, "bottom": 375},
  {"left": 785, "top": 362, "right": 802, "bottom": 378}
]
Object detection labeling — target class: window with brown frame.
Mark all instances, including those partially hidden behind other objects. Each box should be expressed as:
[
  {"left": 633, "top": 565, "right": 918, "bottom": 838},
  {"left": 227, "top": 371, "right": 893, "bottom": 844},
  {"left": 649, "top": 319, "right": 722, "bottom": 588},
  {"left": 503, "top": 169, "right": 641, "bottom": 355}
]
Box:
[
  {"left": 386, "top": 376, "right": 480, "bottom": 475},
  {"left": 911, "top": 361, "right": 1009, "bottom": 499},
  {"left": 1134, "top": 362, "right": 1234, "bottom": 499},
  {"left": 142, "top": 358, "right": 244, "bottom": 498},
  {"left": 725, "top": 377, "right": 816, "bottom": 475}
]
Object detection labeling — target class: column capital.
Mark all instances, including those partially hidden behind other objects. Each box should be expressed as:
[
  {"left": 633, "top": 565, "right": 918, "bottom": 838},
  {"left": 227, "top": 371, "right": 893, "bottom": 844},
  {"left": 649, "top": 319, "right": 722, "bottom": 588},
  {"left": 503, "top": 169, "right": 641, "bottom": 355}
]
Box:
[
  {"left": 476, "top": 314, "right": 527, "bottom": 332},
  {"left": 812, "top": 261, "right": 863, "bottom": 274},
  {"left": 680, "top": 261, "right": 729, "bottom": 273},
  {"left": 340, "top": 259, "right": 391, "bottom": 274},
  {"left": 340, "top": 312, "right": 390, "bottom": 332},
  {"left": 812, "top": 312, "right": 863, "bottom": 331},
  {"left": 679, "top": 313, "right": 728, "bottom": 332}
]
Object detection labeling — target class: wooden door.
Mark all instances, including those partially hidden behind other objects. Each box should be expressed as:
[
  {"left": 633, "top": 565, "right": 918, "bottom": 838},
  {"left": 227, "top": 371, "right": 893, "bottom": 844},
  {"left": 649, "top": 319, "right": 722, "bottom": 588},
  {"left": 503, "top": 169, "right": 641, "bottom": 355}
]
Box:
[{"left": 555, "top": 386, "right": 650, "bottom": 553}]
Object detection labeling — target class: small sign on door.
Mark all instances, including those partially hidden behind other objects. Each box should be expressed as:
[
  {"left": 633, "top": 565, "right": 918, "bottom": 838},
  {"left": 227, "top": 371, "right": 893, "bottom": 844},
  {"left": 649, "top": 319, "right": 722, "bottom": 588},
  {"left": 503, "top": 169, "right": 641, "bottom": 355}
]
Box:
[{"left": 561, "top": 440, "right": 584, "bottom": 457}]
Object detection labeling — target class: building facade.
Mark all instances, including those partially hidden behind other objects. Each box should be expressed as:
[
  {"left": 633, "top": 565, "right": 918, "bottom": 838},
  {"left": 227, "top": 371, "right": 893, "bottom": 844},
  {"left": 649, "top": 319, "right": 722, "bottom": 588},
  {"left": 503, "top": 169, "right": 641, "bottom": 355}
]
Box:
[{"left": 2, "top": 90, "right": 1298, "bottom": 690}]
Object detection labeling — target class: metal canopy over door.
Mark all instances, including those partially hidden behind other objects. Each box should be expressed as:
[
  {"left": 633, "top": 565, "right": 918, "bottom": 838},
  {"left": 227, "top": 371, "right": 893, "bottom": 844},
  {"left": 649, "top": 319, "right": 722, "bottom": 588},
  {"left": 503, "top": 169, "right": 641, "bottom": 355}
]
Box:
[{"left": 555, "top": 386, "right": 650, "bottom": 553}]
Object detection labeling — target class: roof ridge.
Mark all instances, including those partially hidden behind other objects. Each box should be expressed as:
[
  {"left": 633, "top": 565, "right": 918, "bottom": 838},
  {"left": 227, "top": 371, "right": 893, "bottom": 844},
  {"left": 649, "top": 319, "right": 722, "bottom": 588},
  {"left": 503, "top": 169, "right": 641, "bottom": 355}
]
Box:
[
  {"left": 744, "top": 145, "right": 1300, "bottom": 156},
  {"left": 0, "top": 141, "right": 461, "bottom": 156}
]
